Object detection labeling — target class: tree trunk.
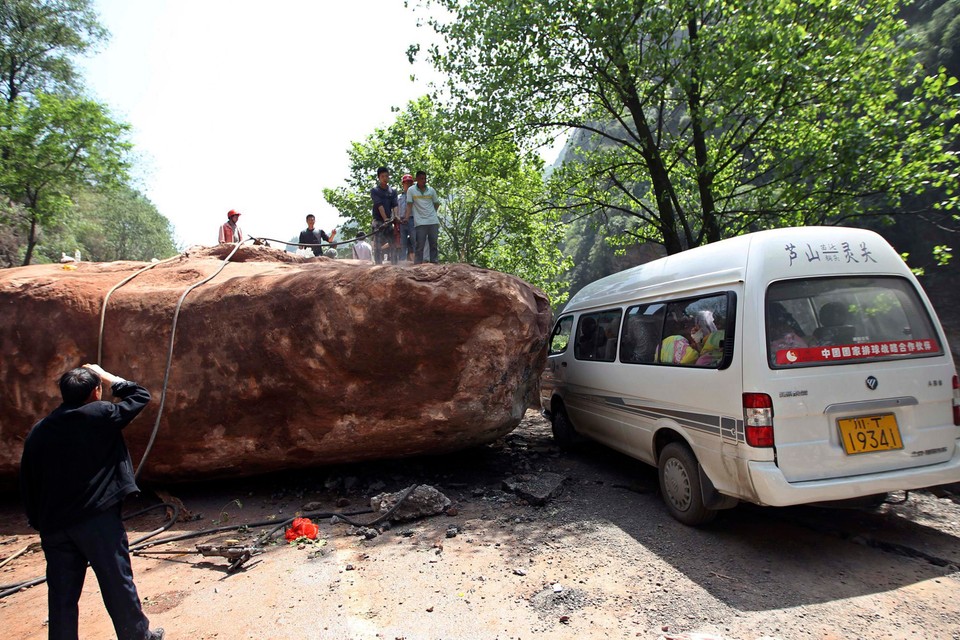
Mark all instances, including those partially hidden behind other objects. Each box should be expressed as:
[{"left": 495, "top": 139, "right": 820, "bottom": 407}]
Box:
[
  {"left": 687, "top": 15, "right": 721, "bottom": 246},
  {"left": 21, "top": 216, "right": 37, "bottom": 266}
]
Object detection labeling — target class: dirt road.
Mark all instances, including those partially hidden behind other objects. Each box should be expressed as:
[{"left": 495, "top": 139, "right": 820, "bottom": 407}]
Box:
[{"left": 2, "top": 410, "right": 959, "bottom": 639}]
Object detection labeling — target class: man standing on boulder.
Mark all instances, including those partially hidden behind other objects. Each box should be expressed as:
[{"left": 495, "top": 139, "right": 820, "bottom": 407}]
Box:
[
  {"left": 398, "top": 173, "right": 416, "bottom": 263},
  {"left": 406, "top": 170, "right": 441, "bottom": 264},
  {"left": 369, "top": 167, "right": 398, "bottom": 265},
  {"left": 218, "top": 209, "right": 244, "bottom": 244},
  {"left": 298, "top": 214, "right": 336, "bottom": 257},
  {"left": 20, "top": 364, "right": 164, "bottom": 640}
]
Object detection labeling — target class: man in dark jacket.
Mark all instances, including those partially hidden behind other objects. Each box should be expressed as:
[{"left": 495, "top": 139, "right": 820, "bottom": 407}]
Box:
[
  {"left": 20, "top": 364, "right": 164, "bottom": 640},
  {"left": 369, "top": 166, "right": 398, "bottom": 265}
]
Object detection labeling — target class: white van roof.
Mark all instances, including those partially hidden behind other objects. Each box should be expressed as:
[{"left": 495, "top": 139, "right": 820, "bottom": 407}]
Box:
[{"left": 564, "top": 226, "right": 908, "bottom": 313}]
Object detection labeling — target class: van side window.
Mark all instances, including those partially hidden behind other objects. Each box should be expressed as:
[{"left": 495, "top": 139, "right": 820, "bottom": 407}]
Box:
[
  {"left": 620, "top": 295, "right": 730, "bottom": 367},
  {"left": 658, "top": 295, "right": 729, "bottom": 367},
  {"left": 767, "top": 276, "right": 943, "bottom": 368},
  {"left": 575, "top": 310, "right": 622, "bottom": 362},
  {"left": 548, "top": 316, "right": 573, "bottom": 355}
]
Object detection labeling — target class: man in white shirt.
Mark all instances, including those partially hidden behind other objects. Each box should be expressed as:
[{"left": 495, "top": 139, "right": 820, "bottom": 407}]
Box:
[
  {"left": 405, "top": 171, "right": 441, "bottom": 264},
  {"left": 352, "top": 232, "right": 374, "bottom": 263}
]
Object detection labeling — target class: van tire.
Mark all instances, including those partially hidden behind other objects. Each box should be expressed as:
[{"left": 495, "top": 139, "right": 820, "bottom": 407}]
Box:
[
  {"left": 551, "top": 406, "right": 578, "bottom": 449},
  {"left": 658, "top": 442, "right": 717, "bottom": 526}
]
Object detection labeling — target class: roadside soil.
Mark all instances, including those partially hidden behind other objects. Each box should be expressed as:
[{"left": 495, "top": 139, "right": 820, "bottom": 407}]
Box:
[{"left": 2, "top": 410, "right": 959, "bottom": 640}]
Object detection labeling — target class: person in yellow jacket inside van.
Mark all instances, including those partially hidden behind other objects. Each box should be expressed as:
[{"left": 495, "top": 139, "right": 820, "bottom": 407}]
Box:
[{"left": 659, "top": 312, "right": 700, "bottom": 364}]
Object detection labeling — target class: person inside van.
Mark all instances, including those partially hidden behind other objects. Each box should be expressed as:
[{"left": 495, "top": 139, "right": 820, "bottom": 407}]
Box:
[
  {"left": 694, "top": 311, "right": 725, "bottom": 366},
  {"left": 767, "top": 302, "right": 808, "bottom": 362},
  {"left": 622, "top": 316, "right": 659, "bottom": 363},
  {"left": 659, "top": 312, "right": 699, "bottom": 364},
  {"left": 576, "top": 316, "right": 606, "bottom": 360},
  {"left": 812, "top": 301, "right": 856, "bottom": 346}
]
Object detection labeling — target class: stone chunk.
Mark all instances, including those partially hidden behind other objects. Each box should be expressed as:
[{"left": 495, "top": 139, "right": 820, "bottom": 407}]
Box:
[
  {"left": 370, "top": 485, "right": 452, "bottom": 523},
  {"left": 502, "top": 472, "right": 567, "bottom": 505}
]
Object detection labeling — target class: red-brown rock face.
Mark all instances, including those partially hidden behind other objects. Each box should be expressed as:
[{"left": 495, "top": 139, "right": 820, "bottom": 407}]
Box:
[{"left": 0, "top": 246, "right": 551, "bottom": 483}]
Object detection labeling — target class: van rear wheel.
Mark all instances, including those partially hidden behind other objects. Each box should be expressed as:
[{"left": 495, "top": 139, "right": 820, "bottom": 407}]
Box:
[
  {"left": 551, "top": 405, "right": 578, "bottom": 449},
  {"left": 658, "top": 442, "right": 717, "bottom": 526}
]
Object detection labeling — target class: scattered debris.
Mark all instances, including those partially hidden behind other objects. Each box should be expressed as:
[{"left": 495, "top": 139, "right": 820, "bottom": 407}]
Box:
[
  {"left": 370, "top": 485, "right": 451, "bottom": 523},
  {"left": 196, "top": 543, "right": 259, "bottom": 573},
  {"left": 0, "top": 542, "right": 40, "bottom": 570},
  {"left": 502, "top": 472, "right": 566, "bottom": 506},
  {"left": 154, "top": 489, "right": 198, "bottom": 522},
  {"left": 353, "top": 527, "right": 379, "bottom": 540}
]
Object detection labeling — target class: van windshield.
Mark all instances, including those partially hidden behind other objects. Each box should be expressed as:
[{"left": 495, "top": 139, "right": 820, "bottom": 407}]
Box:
[{"left": 766, "top": 276, "right": 943, "bottom": 368}]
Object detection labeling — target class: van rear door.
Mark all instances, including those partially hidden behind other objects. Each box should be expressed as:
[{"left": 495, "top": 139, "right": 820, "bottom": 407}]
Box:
[{"left": 763, "top": 276, "right": 956, "bottom": 483}]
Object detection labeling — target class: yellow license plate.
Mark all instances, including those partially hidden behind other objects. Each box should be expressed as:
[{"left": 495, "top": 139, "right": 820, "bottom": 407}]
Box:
[{"left": 837, "top": 413, "right": 903, "bottom": 455}]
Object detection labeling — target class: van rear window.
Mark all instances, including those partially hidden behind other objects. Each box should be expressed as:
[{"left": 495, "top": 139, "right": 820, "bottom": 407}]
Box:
[{"left": 766, "top": 276, "right": 944, "bottom": 368}]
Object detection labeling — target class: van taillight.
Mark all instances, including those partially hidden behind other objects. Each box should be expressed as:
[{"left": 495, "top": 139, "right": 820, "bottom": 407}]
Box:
[
  {"left": 743, "top": 393, "right": 774, "bottom": 447},
  {"left": 953, "top": 374, "right": 959, "bottom": 426}
]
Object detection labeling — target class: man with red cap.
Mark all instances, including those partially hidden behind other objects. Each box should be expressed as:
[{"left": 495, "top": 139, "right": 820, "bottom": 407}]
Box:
[{"left": 218, "top": 210, "right": 244, "bottom": 244}]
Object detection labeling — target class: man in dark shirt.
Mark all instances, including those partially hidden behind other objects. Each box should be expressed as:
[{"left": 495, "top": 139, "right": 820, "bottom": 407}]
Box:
[
  {"left": 298, "top": 214, "right": 336, "bottom": 257},
  {"left": 369, "top": 166, "right": 398, "bottom": 265},
  {"left": 20, "top": 364, "right": 164, "bottom": 640}
]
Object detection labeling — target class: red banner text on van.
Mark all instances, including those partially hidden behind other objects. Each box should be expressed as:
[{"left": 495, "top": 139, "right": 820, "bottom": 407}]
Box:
[{"left": 775, "top": 339, "right": 939, "bottom": 365}]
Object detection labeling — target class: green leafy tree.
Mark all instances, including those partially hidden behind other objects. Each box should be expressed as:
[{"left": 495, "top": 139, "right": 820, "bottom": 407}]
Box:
[
  {"left": 909, "top": 0, "right": 960, "bottom": 81},
  {"left": 0, "top": 0, "right": 106, "bottom": 103},
  {"left": 424, "top": 0, "right": 959, "bottom": 255},
  {"left": 324, "top": 95, "right": 571, "bottom": 301},
  {"left": 68, "top": 185, "right": 177, "bottom": 262},
  {"left": 0, "top": 92, "right": 130, "bottom": 264}
]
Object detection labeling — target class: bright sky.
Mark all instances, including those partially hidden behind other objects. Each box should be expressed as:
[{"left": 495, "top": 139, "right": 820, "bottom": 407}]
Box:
[{"left": 78, "top": 0, "right": 443, "bottom": 249}]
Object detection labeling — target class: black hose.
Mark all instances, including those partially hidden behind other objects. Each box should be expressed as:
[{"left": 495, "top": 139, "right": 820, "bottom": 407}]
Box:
[
  {"left": 0, "top": 501, "right": 180, "bottom": 600},
  {"left": 2, "top": 485, "right": 423, "bottom": 599}
]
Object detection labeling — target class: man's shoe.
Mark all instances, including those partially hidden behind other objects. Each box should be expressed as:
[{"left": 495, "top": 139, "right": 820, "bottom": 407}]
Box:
[{"left": 146, "top": 629, "right": 165, "bottom": 640}]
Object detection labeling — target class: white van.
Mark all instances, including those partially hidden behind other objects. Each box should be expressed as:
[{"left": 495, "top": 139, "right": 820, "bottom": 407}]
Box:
[{"left": 541, "top": 226, "right": 960, "bottom": 525}]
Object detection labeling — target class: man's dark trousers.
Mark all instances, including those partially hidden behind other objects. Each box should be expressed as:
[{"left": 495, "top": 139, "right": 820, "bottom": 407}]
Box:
[{"left": 41, "top": 504, "right": 150, "bottom": 640}]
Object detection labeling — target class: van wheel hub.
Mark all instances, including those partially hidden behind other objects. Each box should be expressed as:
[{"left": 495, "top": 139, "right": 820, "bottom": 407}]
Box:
[{"left": 663, "top": 457, "right": 692, "bottom": 511}]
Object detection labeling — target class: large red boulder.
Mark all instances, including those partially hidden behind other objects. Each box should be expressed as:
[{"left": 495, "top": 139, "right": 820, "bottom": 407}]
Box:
[{"left": 0, "top": 246, "right": 551, "bottom": 483}]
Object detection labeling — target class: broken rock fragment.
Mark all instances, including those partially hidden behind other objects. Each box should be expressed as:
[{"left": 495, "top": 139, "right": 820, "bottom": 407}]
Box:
[
  {"left": 502, "top": 472, "right": 567, "bottom": 506},
  {"left": 370, "top": 484, "right": 451, "bottom": 523}
]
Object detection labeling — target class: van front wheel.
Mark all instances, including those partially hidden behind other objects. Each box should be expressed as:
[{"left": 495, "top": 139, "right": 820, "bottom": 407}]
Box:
[
  {"left": 658, "top": 442, "right": 717, "bottom": 526},
  {"left": 551, "top": 405, "right": 578, "bottom": 449}
]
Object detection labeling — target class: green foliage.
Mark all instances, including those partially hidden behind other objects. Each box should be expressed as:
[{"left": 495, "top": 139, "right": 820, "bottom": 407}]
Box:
[
  {"left": 0, "top": 1, "right": 177, "bottom": 268},
  {"left": 0, "top": 92, "right": 131, "bottom": 264},
  {"left": 933, "top": 244, "right": 953, "bottom": 266},
  {"left": 324, "top": 95, "right": 572, "bottom": 302},
  {"left": 423, "top": 0, "right": 960, "bottom": 256},
  {"left": 907, "top": 0, "right": 960, "bottom": 82},
  {"left": 0, "top": 0, "right": 107, "bottom": 103},
  {"left": 212, "top": 499, "right": 243, "bottom": 526},
  {"left": 67, "top": 185, "right": 177, "bottom": 262}
]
